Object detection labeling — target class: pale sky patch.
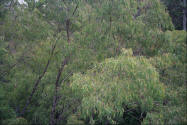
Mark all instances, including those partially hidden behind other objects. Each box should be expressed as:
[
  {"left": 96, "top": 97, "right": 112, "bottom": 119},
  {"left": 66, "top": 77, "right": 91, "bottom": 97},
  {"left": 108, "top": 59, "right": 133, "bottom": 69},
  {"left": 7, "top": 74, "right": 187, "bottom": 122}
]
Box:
[
  {"left": 18, "top": 0, "right": 39, "bottom": 4},
  {"left": 18, "top": 0, "right": 26, "bottom": 4}
]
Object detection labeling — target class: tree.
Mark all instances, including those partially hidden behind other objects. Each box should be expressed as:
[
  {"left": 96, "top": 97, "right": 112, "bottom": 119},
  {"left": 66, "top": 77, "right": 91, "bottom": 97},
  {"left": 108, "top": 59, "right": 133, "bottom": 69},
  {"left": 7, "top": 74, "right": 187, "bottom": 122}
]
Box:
[
  {"left": 71, "top": 49, "right": 165, "bottom": 124},
  {"left": 0, "top": 0, "right": 185, "bottom": 124},
  {"left": 146, "top": 30, "right": 187, "bottom": 124}
]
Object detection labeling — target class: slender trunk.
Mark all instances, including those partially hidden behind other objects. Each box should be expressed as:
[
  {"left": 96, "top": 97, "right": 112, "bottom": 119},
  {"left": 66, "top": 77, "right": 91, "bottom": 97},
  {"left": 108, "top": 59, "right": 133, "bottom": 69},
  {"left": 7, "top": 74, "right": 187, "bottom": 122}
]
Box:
[
  {"left": 65, "top": 3, "right": 79, "bottom": 44},
  {"left": 110, "top": 16, "right": 112, "bottom": 29},
  {"left": 66, "top": 19, "right": 70, "bottom": 43},
  {"left": 72, "top": 4, "right": 79, "bottom": 16},
  {"left": 50, "top": 19, "right": 70, "bottom": 125},
  {"left": 50, "top": 57, "right": 69, "bottom": 125},
  {"left": 20, "top": 41, "right": 57, "bottom": 116},
  {"left": 183, "top": 0, "right": 186, "bottom": 31},
  {"left": 50, "top": 3, "right": 79, "bottom": 125}
]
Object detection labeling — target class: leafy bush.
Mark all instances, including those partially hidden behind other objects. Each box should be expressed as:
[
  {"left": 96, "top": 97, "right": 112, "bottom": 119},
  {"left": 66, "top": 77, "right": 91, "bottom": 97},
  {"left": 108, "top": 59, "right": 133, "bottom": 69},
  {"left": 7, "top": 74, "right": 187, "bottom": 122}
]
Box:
[
  {"left": 71, "top": 49, "right": 165, "bottom": 124},
  {"left": 143, "top": 85, "right": 187, "bottom": 125},
  {"left": 151, "top": 30, "right": 186, "bottom": 86},
  {"left": 146, "top": 30, "right": 187, "bottom": 124}
]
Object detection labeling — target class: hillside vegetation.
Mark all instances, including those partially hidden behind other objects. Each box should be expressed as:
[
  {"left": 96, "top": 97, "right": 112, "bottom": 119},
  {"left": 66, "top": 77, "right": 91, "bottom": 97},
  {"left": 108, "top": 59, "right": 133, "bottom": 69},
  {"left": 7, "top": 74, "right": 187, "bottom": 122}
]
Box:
[{"left": 0, "top": 0, "right": 186, "bottom": 125}]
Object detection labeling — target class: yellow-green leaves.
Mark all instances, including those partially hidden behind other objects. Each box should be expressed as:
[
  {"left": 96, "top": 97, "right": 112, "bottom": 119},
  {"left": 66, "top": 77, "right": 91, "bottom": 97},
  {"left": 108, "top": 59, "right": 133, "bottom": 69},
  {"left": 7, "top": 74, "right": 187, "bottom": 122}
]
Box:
[{"left": 71, "top": 48, "right": 165, "bottom": 124}]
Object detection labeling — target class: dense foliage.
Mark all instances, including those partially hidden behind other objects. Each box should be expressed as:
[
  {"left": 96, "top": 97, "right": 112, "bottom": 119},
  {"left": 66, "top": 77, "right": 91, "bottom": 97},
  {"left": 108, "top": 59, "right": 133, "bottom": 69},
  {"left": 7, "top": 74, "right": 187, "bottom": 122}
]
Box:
[
  {"left": 0, "top": 0, "right": 186, "bottom": 125},
  {"left": 71, "top": 49, "right": 165, "bottom": 124}
]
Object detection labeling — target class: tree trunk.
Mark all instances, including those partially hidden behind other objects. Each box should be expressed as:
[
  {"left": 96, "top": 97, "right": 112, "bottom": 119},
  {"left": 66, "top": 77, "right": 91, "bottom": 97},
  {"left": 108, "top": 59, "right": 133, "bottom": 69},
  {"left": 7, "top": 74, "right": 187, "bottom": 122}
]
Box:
[
  {"left": 20, "top": 41, "right": 57, "bottom": 116},
  {"left": 66, "top": 19, "right": 70, "bottom": 43},
  {"left": 50, "top": 57, "right": 69, "bottom": 125},
  {"left": 50, "top": 4, "right": 79, "bottom": 124}
]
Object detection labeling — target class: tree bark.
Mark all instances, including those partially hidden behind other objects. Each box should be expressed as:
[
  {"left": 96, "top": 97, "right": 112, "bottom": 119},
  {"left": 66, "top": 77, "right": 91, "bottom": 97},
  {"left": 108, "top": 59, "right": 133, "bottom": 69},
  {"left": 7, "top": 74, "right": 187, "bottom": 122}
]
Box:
[
  {"left": 50, "top": 56, "right": 69, "bottom": 125},
  {"left": 65, "top": 3, "right": 79, "bottom": 44},
  {"left": 50, "top": 3, "right": 79, "bottom": 125},
  {"left": 66, "top": 19, "right": 71, "bottom": 43}
]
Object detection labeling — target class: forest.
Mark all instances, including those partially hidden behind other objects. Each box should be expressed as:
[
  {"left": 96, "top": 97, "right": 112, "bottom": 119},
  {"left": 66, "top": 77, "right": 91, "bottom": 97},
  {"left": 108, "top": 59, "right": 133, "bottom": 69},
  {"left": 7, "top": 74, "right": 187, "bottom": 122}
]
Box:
[{"left": 0, "top": 0, "right": 186, "bottom": 125}]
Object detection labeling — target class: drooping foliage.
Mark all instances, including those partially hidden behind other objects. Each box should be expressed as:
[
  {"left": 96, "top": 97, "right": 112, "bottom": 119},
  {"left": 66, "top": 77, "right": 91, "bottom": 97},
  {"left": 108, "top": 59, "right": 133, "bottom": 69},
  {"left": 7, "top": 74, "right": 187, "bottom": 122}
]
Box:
[
  {"left": 0, "top": 0, "right": 186, "bottom": 125},
  {"left": 145, "top": 30, "right": 187, "bottom": 125},
  {"left": 71, "top": 49, "right": 165, "bottom": 124}
]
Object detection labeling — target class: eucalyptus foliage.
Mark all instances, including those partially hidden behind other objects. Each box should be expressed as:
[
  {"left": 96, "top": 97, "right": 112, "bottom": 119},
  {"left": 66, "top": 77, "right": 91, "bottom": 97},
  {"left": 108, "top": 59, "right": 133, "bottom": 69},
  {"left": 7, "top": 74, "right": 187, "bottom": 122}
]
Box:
[
  {"left": 71, "top": 49, "right": 165, "bottom": 124},
  {"left": 0, "top": 0, "right": 186, "bottom": 125}
]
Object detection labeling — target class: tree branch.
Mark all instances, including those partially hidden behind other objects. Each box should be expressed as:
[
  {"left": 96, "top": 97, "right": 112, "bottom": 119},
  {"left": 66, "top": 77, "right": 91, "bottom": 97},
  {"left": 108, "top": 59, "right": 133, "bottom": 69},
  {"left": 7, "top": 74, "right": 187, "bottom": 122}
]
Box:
[
  {"left": 20, "top": 40, "right": 57, "bottom": 116},
  {"left": 50, "top": 55, "right": 70, "bottom": 125}
]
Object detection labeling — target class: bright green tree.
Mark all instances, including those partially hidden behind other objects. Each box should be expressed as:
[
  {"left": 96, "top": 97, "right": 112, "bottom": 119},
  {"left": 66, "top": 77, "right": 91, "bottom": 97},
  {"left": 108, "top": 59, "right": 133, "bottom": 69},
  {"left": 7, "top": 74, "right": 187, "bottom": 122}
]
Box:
[{"left": 71, "top": 49, "right": 165, "bottom": 124}]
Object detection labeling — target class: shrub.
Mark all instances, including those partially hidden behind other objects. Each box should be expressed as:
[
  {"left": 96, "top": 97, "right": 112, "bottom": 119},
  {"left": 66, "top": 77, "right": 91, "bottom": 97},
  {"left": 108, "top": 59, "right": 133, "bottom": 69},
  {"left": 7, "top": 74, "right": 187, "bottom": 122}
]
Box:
[
  {"left": 151, "top": 30, "right": 186, "bottom": 86},
  {"left": 71, "top": 49, "right": 165, "bottom": 124}
]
